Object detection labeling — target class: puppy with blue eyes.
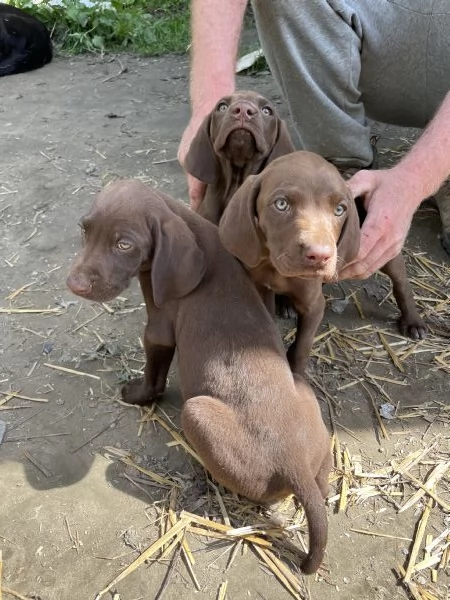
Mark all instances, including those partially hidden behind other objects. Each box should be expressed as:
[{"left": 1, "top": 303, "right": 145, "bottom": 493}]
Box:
[
  {"left": 184, "top": 90, "right": 295, "bottom": 224},
  {"left": 219, "top": 151, "right": 426, "bottom": 375}
]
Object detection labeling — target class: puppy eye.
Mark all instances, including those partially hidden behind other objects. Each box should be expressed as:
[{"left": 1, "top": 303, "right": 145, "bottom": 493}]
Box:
[
  {"left": 262, "top": 106, "right": 273, "bottom": 116},
  {"left": 78, "top": 222, "right": 86, "bottom": 235},
  {"left": 217, "top": 101, "right": 228, "bottom": 112},
  {"left": 334, "top": 203, "right": 347, "bottom": 217},
  {"left": 274, "top": 198, "right": 289, "bottom": 212},
  {"left": 117, "top": 241, "right": 132, "bottom": 251}
]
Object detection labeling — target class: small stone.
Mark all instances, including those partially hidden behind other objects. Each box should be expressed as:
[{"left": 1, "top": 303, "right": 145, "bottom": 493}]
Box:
[
  {"left": 42, "top": 341, "right": 54, "bottom": 355},
  {"left": 330, "top": 298, "right": 349, "bottom": 314},
  {"left": 379, "top": 402, "right": 396, "bottom": 420},
  {"left": 85, "top": 163, "right": 97, "bottom": 175}
]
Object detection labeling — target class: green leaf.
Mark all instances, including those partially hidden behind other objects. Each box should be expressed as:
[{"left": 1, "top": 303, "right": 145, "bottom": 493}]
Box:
[{"left": 90, "top": 34, "right": 105, "bottom": 50}]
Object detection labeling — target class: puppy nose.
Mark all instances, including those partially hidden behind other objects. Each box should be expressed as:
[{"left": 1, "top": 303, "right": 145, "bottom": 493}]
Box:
[
  {"left": 304, "top": 245, "right": 332, "bottom": 265},
  {"left": 230, "top": 101, "right": 257, "bottom": 120},
  {"left": 66, "top": 273, "right": 93, "bottom": 296}
]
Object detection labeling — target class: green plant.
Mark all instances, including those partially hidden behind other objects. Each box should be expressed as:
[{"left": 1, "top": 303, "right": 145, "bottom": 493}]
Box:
[{"left": 6, "top": 0, "right": 191, "bottom": 55}]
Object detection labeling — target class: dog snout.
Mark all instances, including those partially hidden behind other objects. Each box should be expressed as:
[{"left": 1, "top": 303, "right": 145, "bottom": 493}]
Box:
[
  {"left": 304, "top": 244, "right": 333, "bottom": 266},
  {"left": 230, "top": 100, "right": 257, "bottom": 121},
  {"left": 66, "top": 271, "right": 94, "bottom": 297}
]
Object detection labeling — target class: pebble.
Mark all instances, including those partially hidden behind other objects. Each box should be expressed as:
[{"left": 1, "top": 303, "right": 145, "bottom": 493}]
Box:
[
  {"left": 42, "top": 341, "right": 54, "bottom": 355},
  {"left": 379, "top": 402, "right": 396, "bottom": 420}
]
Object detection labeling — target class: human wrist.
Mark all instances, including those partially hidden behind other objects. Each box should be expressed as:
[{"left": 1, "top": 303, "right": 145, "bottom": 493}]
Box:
[
  {"left": 190, "top": 80, "right": 235, "bottom": 121},
  {"left": 190, "top": 47, "right": 237, "bottom": 117},
  {"left": 388, "top": 162, "right": 433, "bottom": 210},
  {"left": 389, "top": 92, "right": 450, "bottom": 204}
]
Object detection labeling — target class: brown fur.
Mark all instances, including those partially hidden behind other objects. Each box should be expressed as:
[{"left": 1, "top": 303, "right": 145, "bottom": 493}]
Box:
[
  {"left": 66, "top": 178, "right": 332, "bottom": 574},
  {"left": 184, "top": 90, "right": 295, "bottom": 224},
  {"left": 219, "top": 151, "right": 427, "bottom": 375}
]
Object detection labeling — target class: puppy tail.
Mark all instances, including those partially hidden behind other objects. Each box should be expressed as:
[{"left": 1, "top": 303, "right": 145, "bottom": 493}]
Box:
[{"left": 291, "top": 478, "right": 327, "bottom": 575}]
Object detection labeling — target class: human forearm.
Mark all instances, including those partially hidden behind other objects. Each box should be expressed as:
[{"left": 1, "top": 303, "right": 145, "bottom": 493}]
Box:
[
  {"left": 178, "top": 0, "right": 248, "bottom": 201},
  {"left": 190, "top": 0, "right": 248, "bottom": 117},
  {"left": 392, "top": 90, "right": 450, "bottom": 206}
]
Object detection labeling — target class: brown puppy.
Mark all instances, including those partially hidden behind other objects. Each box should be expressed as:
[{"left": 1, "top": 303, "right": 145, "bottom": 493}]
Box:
[
  {"left": 219, "top": 151, "right": 426, "bottom": 375},
  {"left": 184, "top": 90, "right": 295, "bottom": 224},
  {"left": 66, "top": 179, "right": 332, "bottom": 575}
]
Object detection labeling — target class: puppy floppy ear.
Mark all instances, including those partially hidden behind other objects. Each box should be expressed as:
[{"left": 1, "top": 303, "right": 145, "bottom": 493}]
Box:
[
  {"left": 337, "top": 191, "right": 361, "bottom": 269},
  {"left": 151, "top": 215, "right": 206, "bottom": 308},
  {"left": 219, "top": 175, "right": 263, "bottom": 268},
  {"left": 184, "top": 115, "right": 219, "bottom": 184},
  {"left": 267, "top": 119, "right": 296, "bottom": 163}
]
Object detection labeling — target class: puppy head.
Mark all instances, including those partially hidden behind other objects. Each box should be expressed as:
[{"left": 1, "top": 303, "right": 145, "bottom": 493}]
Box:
[
  {"left": 220, "top": 151, "right": 360, "bottom": 281},
  {"left": 67, "top": 179, "right": 205, "bottom": 307},
  {"left": 184, "top": 90, "right": 294, "bottom": 183}
]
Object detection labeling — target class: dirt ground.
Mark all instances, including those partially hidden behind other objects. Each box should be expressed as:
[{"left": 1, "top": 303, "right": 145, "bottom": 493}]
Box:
[{"left": 0, "top": 52, "right": 449, "bottom": 600}]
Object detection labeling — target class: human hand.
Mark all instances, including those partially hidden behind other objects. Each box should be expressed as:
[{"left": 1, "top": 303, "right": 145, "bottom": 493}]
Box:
[
  {"left": 178, "top": 118, "right": 207, "bottom": 211},
  {"left": 339, "top": 168, "right": 422, "bottom": 280}
]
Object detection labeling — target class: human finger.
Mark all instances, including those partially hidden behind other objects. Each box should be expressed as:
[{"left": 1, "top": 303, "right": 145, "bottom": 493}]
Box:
[{"left": 346, "top": 169, "right": 378, "bottom": 200}]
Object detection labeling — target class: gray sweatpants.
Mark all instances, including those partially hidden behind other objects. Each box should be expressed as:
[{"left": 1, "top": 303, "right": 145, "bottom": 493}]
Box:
[{"left": 251, "top": 0, "right": 450, "bottom": 167}]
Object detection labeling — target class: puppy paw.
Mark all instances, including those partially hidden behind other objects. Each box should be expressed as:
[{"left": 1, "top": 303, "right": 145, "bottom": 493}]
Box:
[
  {"left": 399, "top": 316, "right": 427, "bottom": 341},
  {"left": 122, "top": 377, "right": 160, "bottom": 406}
]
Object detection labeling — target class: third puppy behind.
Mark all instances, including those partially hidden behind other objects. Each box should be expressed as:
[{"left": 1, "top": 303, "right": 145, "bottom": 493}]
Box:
[{"left": 184, "top": 90, "right": 295, "bottom": 224}]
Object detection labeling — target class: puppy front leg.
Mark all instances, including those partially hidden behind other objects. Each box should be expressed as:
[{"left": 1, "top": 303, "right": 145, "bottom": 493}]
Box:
[
  {"left": 380, "top": 254, "right": 427, "bottom": 340},
  {"left": 122, "top": 319, "right": 175, "bottom": 406},
  {"left": 287, "top": 283, "right": 325, "bottom": 375}
]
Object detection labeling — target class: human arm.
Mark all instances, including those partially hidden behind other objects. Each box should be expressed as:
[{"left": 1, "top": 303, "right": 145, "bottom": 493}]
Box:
[
  {"left": 340, "top": 90, "right": 450, "bottom": 279},
  {"left": 178, "top": 0, "right": 248, "bottom": 209}
]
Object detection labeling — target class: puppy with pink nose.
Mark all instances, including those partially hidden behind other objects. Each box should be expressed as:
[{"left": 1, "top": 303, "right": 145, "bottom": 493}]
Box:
[{"left": 219, "top": 151, "right": 426, "bottom": 375}]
